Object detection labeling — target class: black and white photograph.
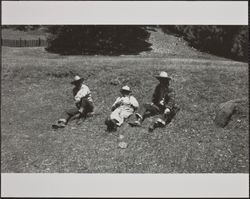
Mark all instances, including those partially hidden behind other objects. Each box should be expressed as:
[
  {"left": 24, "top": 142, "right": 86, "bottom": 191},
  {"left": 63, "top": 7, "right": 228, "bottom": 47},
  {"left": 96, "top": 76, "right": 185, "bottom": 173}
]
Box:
[{"left": 1, "top": 1, "right": 249, "bottom": 198}]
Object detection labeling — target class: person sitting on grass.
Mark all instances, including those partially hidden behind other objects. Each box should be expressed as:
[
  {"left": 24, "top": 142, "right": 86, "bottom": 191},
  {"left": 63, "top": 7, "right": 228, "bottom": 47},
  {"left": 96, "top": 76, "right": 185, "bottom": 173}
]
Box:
[
  {"left": 105, "top": 85, "right": 139, "bottom": 131},
  {"left": 129, "top": 71, "right": 180, "bottom": 132},
  {"left": 52, "top": 75, "right": 94, "bottom": 129}
]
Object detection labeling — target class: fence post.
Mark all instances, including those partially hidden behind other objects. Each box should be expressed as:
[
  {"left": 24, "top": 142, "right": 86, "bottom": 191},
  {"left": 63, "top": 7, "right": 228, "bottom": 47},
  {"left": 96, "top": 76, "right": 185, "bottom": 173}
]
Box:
[{"left": 19, "top": 38, "right": 22, "bottom": 47}]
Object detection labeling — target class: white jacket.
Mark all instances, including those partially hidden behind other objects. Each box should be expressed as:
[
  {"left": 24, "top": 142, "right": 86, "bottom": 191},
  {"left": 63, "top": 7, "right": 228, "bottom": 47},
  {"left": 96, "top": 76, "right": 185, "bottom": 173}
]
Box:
[
  {"left": 74, "top": 84, "right": 93, "bottom": 102},
  {"left": 112, "top": 95, "right": 139, "bottom": 110}
]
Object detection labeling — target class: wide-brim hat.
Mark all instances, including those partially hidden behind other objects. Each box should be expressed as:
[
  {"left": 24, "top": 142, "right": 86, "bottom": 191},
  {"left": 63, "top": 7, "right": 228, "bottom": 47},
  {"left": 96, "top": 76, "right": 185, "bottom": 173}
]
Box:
[
  {"left": 71, "top": 75, "right": 84, "bottom": 85},
  {"left": 120, "top": 85, "right": 132, "bottom": 93},
  {"left": 155, "top": 71, "right": 172, "bottom": 81}
]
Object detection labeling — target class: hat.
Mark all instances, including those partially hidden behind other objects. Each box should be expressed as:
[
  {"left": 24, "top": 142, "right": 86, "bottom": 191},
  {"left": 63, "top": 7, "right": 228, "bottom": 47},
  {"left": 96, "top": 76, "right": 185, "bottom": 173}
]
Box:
[
  {"left": 155, "top": 71, "right": 172, "bottom": 81},
  {"left": 71, "top": 75, "right": 84, "bottom": 85},
  {"left": 120, "top": 85, "right": 131, "bottom": 93}
]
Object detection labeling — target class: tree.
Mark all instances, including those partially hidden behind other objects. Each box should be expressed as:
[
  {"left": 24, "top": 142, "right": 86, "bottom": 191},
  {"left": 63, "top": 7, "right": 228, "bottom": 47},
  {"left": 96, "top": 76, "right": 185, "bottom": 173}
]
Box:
[
  {"left": 46, "top": 25, "right": 152, "bottom": 55},
  {"left": 161, "top": 25, "right": 248, "bottom": 62}
]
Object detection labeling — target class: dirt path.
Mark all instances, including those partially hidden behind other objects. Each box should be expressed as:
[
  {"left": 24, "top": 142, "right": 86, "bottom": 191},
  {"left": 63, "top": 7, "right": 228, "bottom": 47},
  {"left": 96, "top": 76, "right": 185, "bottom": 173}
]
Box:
[{"left": 140, "top": 28, "right": 232, "bottom": 61}]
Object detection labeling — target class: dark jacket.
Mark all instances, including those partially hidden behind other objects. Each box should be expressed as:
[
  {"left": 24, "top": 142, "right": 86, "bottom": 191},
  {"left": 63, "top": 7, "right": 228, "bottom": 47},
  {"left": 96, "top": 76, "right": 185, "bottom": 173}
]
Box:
[{"left": 152, "top": 83, "right": 176, "bottom": 111}]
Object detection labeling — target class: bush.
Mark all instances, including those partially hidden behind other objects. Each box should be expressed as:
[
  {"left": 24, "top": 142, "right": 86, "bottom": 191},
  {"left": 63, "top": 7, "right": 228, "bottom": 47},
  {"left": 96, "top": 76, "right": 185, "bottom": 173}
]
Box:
[
  {"left": 161, "top": 25, "right": 248, "bottom": 62},
  {"left": 46, "top": 25, "right": 152, "bottom": 55}
]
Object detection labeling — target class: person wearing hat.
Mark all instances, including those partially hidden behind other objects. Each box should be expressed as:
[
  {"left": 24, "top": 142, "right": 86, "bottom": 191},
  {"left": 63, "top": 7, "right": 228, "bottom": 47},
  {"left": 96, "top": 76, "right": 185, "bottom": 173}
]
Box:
[
  {"left": 52, "top": 75, "right": 94, "bottom": 129},
  {"left": 105, "top": 85, "right": 139, "bottom": 131},
  {"left": 129, "top": 71, "right": 179, "bottom": 131}
]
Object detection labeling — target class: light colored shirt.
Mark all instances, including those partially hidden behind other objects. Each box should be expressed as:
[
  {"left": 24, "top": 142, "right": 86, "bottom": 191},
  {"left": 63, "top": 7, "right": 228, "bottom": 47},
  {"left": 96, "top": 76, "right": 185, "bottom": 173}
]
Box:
[
  {"left": 74, "top": 84, "right": 93, "bottom": 102},
  {"left": 112, "top": 95, "right": 139, "bottom": 110}
]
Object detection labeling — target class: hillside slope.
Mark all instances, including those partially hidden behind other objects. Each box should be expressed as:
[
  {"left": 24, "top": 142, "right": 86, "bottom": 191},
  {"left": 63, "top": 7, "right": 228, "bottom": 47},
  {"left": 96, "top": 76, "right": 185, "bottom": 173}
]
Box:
[
  {"left": 2, "top": 27, "right": 232, "bottom": 61},
  {"left": 140, "top": 28, "right": 227, "bottom": 60}
]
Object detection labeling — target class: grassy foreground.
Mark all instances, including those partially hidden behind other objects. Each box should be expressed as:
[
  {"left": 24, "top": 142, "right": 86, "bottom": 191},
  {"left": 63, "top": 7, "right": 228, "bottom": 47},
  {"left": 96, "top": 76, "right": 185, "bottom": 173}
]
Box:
[{"left": 1, "top": 47, "right": 249, "bottom": 173}]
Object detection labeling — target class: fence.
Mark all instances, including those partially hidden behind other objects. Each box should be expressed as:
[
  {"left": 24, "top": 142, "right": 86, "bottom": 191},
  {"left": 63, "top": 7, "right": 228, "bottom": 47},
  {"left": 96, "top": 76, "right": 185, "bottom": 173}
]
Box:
[{"left": 1, "top": 38, "right": 48, "bottom": 47}]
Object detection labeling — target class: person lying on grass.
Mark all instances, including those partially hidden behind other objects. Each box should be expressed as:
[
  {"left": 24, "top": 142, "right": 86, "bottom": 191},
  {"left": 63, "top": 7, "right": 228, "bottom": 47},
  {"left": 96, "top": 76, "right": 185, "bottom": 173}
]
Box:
[
  {"left": 129, "top": 71, "right": 180, "bottom": 132},
  {"left": 105, "top": 85, "right": 139, "bottom": 131},
  {"left": 52, "top": 75, "right": 94, "bottom": 129}
]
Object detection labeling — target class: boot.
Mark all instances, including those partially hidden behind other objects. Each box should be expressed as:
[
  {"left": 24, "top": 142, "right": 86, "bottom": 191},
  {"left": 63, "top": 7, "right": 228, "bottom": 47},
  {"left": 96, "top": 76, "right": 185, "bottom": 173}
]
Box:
[
  {"left": 148, "top": 119, "right": 165, "bottom": 132},
  {"left": 105, "top": 119, "right": 117, "bottom": 132},
  {"left": 129, "top": 119, "right": 142, "bottom": 127},
  {"left": 52, "top": 119, "right": 67, "bottom": 129},
  {"left": 129, "top": 113, "right": 142, "bottom": 127}
]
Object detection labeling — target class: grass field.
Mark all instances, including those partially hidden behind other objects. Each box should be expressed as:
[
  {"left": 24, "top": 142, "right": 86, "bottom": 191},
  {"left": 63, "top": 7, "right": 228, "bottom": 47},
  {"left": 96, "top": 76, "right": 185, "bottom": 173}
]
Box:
[
  {"left": 1, "top": 30, "right": 249, "bottom": 173},
  {"left": 2, "top": 28, "right": 47, "bottom": 40}
]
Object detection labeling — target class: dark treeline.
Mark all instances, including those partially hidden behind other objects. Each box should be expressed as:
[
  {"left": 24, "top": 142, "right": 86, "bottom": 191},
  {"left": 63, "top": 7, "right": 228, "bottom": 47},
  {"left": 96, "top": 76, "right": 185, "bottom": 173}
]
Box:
[
  {"left": 161, "top": 25, "right": 248, "bottom": 62},
  {"left": 45, "top": 25, "right": 152, "bottom": 55},
  {"left": 3, "top": 25, "right": 248, "bottom": 62}
]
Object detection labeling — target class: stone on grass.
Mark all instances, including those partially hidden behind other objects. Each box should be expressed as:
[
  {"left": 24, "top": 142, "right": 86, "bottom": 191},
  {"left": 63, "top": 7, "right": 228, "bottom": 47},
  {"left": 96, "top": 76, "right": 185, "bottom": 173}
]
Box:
[
  {"left": 214, "top": 98, "right": 247, "bottom": 128},
  {"left": 118, "top": 142, "right": 128, "bottom": 149},
  {"left": 119, "top": 135, "right": 124, "bottom": 140}
]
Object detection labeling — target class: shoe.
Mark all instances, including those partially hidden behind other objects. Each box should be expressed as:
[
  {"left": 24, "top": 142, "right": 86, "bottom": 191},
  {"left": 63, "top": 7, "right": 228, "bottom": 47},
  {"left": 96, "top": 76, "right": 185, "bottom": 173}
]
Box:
[
  {"left": 105, "top": 119, "right": 116, "bottom": 132},
  {"left": 52, "top": 122, "right": 66, "bottom": 129},
  {"left": 155, "top": 118, "right": 166, "bottom": 127},
  {"left": 128, "top": 120, "right": 142, "bottom": 127},
  {"left": 148, "top": 119, "right": 165, "bottom": 132},
  {"left": 135, "top": 113, "right": 143, "bottom": 120}
]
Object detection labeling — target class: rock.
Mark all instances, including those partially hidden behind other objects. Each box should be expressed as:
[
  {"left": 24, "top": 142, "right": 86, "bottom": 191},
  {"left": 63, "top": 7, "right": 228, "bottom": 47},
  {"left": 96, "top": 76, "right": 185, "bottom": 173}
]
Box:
[
  {"left": 118, "top": 142, "right": 128, "bottom": 149},
  {"left": 214, "top": 98, "right": 247, "bottom": 127},
  {"left": 119, "top": 135, "right": 124, "bottom": 140}
]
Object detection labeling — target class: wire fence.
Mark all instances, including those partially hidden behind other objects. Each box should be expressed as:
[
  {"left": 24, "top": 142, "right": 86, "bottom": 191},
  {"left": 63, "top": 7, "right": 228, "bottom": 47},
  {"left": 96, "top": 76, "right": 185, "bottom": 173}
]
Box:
[{"left": 1, "top": 38, "right": 48, "bottom": 47}]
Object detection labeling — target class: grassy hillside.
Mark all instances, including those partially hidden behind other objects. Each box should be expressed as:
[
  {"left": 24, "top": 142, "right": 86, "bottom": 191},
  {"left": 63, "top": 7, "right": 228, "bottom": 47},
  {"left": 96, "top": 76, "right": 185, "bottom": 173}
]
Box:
[
  {"left": 2, "top": 28, "right": 47, "bottom": 40},
  {"left": 1, "top": 45, "right": 248, "bottom": 173}
]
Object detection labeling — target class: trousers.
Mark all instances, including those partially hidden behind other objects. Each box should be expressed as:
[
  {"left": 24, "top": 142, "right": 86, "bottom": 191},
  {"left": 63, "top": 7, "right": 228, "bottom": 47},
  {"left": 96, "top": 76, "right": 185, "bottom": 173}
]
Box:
[
  {"left": 138, "top": 103, "right": 179, "bottom": 125},
  {"left": 60, "top": 98, "right": 94, "bottom": 124},
  {"left": 110, "top": 106, "right": 134, "bottom": 126}
]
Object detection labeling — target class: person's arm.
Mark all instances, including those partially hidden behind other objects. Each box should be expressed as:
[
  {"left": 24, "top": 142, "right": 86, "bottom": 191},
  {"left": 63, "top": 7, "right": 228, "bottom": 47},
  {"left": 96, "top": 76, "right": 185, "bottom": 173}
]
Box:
[
  {"left": 152, "top": 84, "right": 160, "bottom": 105},
  {"left": 130, "top": 96, "right": 139, "bottom": 110},
  {"left": 165, "top": 88, "right": 176, "bottom": 111},
  {"left": 111, "top": 97, "right": 121, "bottom": 111},
  {"left": 74, "top": 85, "right": 91, "bottom": 103}
]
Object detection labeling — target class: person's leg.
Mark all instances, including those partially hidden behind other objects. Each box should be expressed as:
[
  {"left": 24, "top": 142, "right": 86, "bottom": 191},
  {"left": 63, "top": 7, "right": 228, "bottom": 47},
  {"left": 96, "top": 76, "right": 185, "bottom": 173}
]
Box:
[
  {"left": 61, "top": 107, "right": 80, "bottom": 124},
  {"left": 130, "top": 103, "right": 160, "bottom": 126},
  {"left": 75, "top": 99, "right": 94, "bottom": 125},
  {"left": 149, "top": 106, "right": 180, "bottom": 131},
  {"left": 162, "top": 105, "right": 180, "bottom": 124},
  {"left": 110, "top": 108, "right": 123, "bottom": 126},
  {"left": 105, "top": 108, "right": 121, "bottom": 131},
  {"left": 52, "top": 107, "right": 79, "bottom": 129},
  {"left": 78, "top": 98, "right": 94, "bottom": 118},
  {"left": 119, "top": 108, "right": 134, "bottom": 124}
]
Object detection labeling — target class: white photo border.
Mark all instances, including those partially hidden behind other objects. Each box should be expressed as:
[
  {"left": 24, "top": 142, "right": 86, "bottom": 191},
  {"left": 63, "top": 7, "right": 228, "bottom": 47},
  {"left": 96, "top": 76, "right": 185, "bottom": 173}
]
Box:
[
  {"left": 1, "top": 1, "right": 249, "bottom": 198},
  {"left": 2, "top": 1, "right": 248, "bottom": 25}
]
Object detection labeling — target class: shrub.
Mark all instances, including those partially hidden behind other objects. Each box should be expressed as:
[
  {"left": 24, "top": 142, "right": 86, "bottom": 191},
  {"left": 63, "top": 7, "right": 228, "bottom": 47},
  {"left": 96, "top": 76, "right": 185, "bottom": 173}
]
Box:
[
  {"left": 161, "top": 25, "right": 248, "bottom": 62},
  {"left": 46, "top": 25, "right": 152, "bottom": 55}
]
